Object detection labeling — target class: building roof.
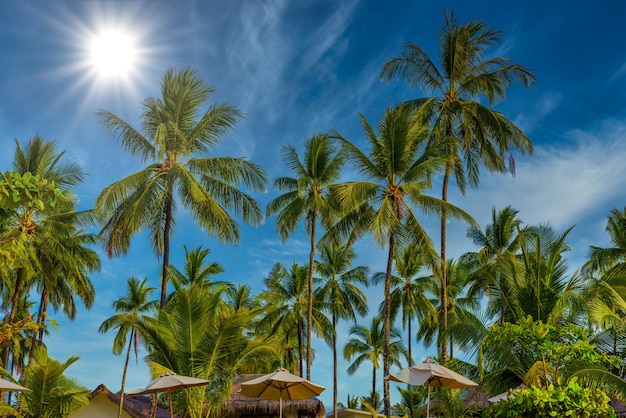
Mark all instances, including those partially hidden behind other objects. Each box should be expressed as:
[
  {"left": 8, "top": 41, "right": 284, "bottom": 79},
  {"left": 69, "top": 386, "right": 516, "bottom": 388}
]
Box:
[{"left": 88, "top": 384, "right": 174, "bottom": 418}]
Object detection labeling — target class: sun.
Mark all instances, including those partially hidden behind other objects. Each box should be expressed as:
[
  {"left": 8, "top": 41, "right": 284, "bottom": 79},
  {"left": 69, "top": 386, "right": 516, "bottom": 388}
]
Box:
[{"left": 89, "top": 30, "right": 137, "bottom": 77}]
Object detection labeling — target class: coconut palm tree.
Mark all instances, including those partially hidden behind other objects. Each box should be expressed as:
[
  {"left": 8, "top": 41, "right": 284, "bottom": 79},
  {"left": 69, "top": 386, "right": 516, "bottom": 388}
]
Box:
[
  {"left": 99, "top": 277, "right": 157, "bottom": 418},
  {"left": 381, "top": 10, "right": 535, "bottom": 362},
  {"left": 333, "top": 103, "right": 474, "bottom": 416},
  {"left": 96, "top": 67, "right": 267, "bottom": 310},
  {"left": 266, "top": 133, "right": 345, "bottom": 380},
  {"left": 343, "top": 316, "right": 406, "bottom": 403},
  {"left": 314, "top": 242, "right": 369, "bottom": 418},
  {"left": 372, "top": 244, "right": 436, "bottom": 365}
]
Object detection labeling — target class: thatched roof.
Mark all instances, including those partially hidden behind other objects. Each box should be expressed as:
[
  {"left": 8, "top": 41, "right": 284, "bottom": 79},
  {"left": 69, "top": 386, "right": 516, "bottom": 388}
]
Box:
[
  {"left": 89, "top": 384, "right": 174, "bottom": 418},
  {"left": 221, "top": 374, "right": 325, "bottom": 418}
]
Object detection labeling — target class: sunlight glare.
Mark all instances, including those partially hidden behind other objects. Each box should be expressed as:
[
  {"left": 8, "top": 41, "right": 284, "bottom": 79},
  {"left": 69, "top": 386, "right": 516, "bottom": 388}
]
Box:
[{"left": 90, "top": 31, "right": 136, "bottom": 77}]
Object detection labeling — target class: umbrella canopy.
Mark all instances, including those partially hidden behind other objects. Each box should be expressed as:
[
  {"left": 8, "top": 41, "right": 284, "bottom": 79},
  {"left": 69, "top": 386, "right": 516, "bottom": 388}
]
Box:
[
  {"left": 389, "top": 358, "right": 478, "bottom": 418},
  {"left": 127, "top": 372, "right": 210, "bottom": 418},
  {"left": 0, "top": 379, "right": 30, "bottom": 392},
  {"left": 389, "top": 358, "right": 478, "bottom": 388},
  {"left": 127, "top": 372, "right": 211, "bottom": 395},
  {"left": 238, "top": 368, "right": 325, "bottom": 418}
]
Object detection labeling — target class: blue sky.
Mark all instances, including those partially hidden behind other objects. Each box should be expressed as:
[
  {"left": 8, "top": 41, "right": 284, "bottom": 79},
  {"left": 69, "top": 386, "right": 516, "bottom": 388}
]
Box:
[{"left": 2, "top": 0, "right": 626, "bottom": 409}]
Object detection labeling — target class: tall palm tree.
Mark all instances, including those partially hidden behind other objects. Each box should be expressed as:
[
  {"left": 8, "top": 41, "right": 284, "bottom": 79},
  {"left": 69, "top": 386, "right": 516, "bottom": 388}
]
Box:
[
  {"left": 99, "top": 277, "right": 157, "bottom": 418},
  {"left": 343, "top": 316, "right": 405, "bottom": 402},
  {"left": 2, "top": 136, "right": 88, "bottom": 370},
  {"left": 314, "top": 242, "right": 369, "bottom": 418},
  {"left": 96, "top": 67, "right": 267, "bottom": 309},
  {"left": 266, "top": 133, "right": 345, "bottom": 380},
  {"left": 333, "top": 104, "right": 474, "bottom": 416},
  {"left": 381, "top": 9, "right": 535, "bottom": 362},
  {"left": 372, "top": 244, "right": 436, "bottom": 365}
]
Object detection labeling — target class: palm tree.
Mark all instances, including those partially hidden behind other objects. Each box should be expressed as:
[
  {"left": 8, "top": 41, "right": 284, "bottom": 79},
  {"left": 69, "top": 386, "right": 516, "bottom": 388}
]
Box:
[
  {"left": 96, "top": 67, "right": 267, "bottom": 309},
  {"left": 314, "top": 242, "right": 369, "bottom": 418},
  {"left": 99, "top": 277, "right": 157, "bottom": 418},
  {"left": 3, "top": 136, "right": 88, "bottom": 370},
  {"left": 333, "top": 103, "right": 474, "bottom": 416},
  {"left": 587, "top": 207, "right": 626, "bottom": 276},
  {"left": 461, "top": 206, "right": 529, "bottom": 324},
  {"left": 256, "top": 262, "right": 332, "bottom": 376},
  {"left": 266, "top": 133, "right": 345, "bottom": 380},
  {"left": 168, "top": 245, "right": 227, "bottom": 291},
  {"left": 381, "top": 9, "right": 535, "bottom": 362},
  {"left": 343, "top": 316, "right": 405, "bottom": 403},
  {"left": 372, "top": 244, "right": 436, "bottom": 365}
]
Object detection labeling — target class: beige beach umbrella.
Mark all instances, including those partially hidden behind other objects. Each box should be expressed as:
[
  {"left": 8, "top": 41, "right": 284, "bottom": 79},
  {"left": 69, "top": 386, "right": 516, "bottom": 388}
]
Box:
[
  {"left": 487, "top": 384, "right": 527, "bottom": 403},
  {"left": 127, "top": 371, "right": 210, "bottom": 418},
  {"left": 389, "top": 358, "right": 478, "bottom": 418},
  {"left": 0, "top": 379, "right": 30, "bottom": 392},
  {"left": 238, "top": 368, "right": 325, "bottom": 418}
]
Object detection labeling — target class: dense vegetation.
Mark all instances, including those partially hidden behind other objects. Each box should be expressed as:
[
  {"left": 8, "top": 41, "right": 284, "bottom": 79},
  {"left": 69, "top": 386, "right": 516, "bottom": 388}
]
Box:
[{"left": 0, "top": 9, "right": 625, "bottom": 418}]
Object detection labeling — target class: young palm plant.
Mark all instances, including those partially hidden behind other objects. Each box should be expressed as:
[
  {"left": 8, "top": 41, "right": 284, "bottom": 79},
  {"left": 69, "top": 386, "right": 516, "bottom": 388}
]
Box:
[
  {"left": 96, "top": 67, "right": 267, "bottom": 309},
  {"left": 381, "top": 10, "right": 535, "bottom": 361}
]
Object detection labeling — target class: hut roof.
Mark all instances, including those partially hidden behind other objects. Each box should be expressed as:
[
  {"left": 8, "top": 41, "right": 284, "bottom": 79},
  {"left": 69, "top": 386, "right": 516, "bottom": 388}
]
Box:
[
  {"left": 221, "top": 374, "right": 325, "bottom": 418},
  {"left": 89, "top": 384, "right": 173, "bottom": 418}
]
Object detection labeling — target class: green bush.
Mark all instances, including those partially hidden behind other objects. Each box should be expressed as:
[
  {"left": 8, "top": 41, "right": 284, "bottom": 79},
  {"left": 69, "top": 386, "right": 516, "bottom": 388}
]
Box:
[{"left": 487, "top": 379, "right": 616, "bottom": 417}]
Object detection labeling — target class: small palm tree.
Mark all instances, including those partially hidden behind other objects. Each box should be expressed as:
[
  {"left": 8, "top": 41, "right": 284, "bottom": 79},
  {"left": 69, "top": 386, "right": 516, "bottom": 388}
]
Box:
[
  {"left": 168, "top": 245, "right": 227, "bottom": 291},
  {"left": 315, "top": 242, "right": 369, "bottom": 418},
  {"left": 266, "top": 133, "right": 345, "bottom": 380},
  {"left": 343, "top": 316, "right": 406, "bottom": 401},
  {"left": 96, "top": 67, "right": 267, "bottom": 309},
  {"left": 99, "top": 277, "right": 157, "bottom": 418}
]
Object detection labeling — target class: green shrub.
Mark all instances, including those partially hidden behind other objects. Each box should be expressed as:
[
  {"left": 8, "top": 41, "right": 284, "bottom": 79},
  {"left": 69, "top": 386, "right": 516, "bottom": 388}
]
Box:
[{"left": 487, "top": 379, "right": 616, "bottom": 417}]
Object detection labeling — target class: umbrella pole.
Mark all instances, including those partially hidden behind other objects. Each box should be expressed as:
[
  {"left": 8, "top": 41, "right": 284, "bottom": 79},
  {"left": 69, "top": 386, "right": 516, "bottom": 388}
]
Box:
[
  {"left": 279, "top": 394, "right": 283, "bottom": 418},
  {"left": 169, "top": 392, "right": 173, "bottom": 418},
  {"left": 426, "top": 386, "right": 430, "bottom": 418}
]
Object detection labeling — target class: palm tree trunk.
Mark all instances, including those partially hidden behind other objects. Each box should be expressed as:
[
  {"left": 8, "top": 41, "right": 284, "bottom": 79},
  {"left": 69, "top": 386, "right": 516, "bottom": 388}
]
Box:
[
  {"left": 159, "top": 190, "right": 174, "bottom": 310},
  {"left": 383, "top": 233, "right": 395, "bottom": 418},
  {"left": 4, "top": 268, "right": 24, "bottom": 370},
  {"left": 306, "top": 210, "right": 317, "bottom": 381},
  {"left": 372, "top": 365, "right": 376, "bottom": 401},
  {"left": 332, "top": 313, "right": 338, "bottom": 418},
  {"left": 27, "top": 289, "right": 48, "bottom": 365},
  {"left": 297, "top": 318, "right": 304, "bottom": 377},
  {"left": 440, "top": 165, "right": 450, "bottom": 363},
  {"left": 407, "top": 316, "right": 412, "bottom": 366},
  {"left": 118, "top": 331, "right": 134, "bottom": 418}
]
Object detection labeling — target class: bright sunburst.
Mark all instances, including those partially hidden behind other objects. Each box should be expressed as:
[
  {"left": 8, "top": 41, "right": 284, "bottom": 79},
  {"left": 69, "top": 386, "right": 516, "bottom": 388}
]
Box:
[{"left": 89, "top": 30, "right": 137, "bottom": 77}]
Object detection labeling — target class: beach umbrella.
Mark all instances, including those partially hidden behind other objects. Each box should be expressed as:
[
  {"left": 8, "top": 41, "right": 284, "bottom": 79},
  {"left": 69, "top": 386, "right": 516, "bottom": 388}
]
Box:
[
  {"left": 389, "top": 358, "right": 478, "bottom": 418},
  {"left": 0, "top": 378, "right": 30, "bottom": 392},
  {"left": 127, "top": 371, "right": 210, "bottom": 418},
  {"left": 238, "top": 368, "right": 325, "bottom": 418}
]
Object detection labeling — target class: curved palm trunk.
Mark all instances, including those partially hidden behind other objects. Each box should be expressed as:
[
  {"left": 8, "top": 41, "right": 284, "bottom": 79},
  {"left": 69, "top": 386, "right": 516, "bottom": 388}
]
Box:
[
  {"left": 118, "top": 330, "right": 134, "bottom": 418},
  {"left": 159, "top": 190, "right": 174, "bottom": 310},
  {"left": 306, "top": 210, "right": 317, "bottom": 380},
  {"left": 440, "top": 165, "right": 450, "bottom": 363},
  {"left": 27, "top": 289, "right": 48, "bottom": 365},
  {"left": 332, "top": 313, "right": 338, "bottom": 418},
  {"left": 383, "top": 233, "right": 395, "bottom": 418}
]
